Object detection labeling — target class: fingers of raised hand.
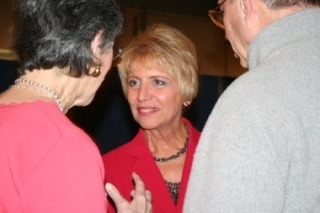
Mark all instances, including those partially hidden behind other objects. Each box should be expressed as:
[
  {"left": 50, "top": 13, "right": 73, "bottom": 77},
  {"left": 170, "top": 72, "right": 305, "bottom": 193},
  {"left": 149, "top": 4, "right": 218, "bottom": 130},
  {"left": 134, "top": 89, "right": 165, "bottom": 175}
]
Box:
[
  {"left": 131, "top": 173, "right": 153, "bottom": 213},
  {"left": 145, "top": 190, "right": 152, "bottom": 203},
  {"left": 132, "top": 172, "right": 146, "bottom": 192},
  {"left": 105, "top": 183, "right": 127, "bottom": 209},
  {"left": 106, "top": 173, "right": 153, "bottom": 213}
]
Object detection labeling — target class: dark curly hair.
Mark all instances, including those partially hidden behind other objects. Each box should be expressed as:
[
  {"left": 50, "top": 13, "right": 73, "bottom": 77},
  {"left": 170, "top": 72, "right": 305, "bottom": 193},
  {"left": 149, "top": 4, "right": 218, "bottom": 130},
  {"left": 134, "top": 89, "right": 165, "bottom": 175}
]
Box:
[{"left": 11, "top": 0, "right": 123, "bottom": 77}]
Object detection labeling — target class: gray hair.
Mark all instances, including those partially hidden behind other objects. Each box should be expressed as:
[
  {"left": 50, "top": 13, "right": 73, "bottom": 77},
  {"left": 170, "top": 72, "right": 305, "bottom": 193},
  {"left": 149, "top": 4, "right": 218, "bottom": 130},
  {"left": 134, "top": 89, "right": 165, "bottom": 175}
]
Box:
[{"left": 261, "top": 0, "right": 320, "bottom": 9}]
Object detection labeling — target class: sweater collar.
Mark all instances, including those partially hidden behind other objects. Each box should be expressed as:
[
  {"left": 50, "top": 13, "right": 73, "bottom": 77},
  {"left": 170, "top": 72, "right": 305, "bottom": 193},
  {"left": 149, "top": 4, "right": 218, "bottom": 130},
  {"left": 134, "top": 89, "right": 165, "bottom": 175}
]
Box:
[{"left": 248, "top": 8, "right": 320, "bottom": 70}]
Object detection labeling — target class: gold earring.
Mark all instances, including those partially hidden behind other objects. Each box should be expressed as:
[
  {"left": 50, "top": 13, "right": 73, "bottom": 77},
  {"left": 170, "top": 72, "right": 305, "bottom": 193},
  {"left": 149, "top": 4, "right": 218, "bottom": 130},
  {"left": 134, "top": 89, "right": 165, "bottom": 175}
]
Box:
[{"left": 91, "top": 64, "right": 101, "bottom": 77}]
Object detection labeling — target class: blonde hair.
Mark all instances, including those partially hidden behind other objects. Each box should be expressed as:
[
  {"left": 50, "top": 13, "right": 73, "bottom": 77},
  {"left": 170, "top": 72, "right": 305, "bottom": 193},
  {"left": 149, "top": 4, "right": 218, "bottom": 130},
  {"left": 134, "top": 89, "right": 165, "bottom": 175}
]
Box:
[{"left": 118, "top": 23, "right": 199, "bottom": 102}]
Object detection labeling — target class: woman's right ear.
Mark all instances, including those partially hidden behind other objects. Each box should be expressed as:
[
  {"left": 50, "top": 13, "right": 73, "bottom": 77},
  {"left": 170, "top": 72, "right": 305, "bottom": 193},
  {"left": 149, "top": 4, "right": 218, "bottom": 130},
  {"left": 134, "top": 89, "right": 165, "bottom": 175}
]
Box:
[{"left": 91, "top": 31, "right": 104, "bottom": 60}]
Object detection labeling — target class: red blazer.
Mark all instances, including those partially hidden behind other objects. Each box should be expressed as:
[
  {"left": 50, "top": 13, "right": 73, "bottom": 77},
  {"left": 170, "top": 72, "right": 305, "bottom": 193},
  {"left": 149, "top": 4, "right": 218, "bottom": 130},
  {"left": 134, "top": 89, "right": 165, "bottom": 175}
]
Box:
[{"left": 102, "top": 118, "right": 200, "bottom": 213}]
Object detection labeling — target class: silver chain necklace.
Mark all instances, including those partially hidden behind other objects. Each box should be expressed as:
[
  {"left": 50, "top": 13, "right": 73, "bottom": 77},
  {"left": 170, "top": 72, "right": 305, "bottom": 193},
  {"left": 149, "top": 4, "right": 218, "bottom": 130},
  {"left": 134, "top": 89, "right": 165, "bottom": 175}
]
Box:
[
  {"left": 153, "top": 126, "right": 189, "bottom": 162},
  {"left": 12, "top": 78, "right": 64, "bottom": 112}
]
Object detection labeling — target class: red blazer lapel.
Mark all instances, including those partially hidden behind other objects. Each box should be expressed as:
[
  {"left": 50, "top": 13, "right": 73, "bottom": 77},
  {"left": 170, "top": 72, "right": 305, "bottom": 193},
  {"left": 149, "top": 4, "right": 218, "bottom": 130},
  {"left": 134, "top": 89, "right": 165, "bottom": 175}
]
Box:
[{"left": 131, "top": 137, "right": 177, "bottom": 212}]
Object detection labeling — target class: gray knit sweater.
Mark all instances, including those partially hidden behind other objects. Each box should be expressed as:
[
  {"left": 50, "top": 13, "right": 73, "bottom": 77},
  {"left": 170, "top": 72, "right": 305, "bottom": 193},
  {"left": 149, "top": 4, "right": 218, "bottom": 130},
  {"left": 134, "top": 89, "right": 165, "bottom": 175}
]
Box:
[{"left": 184, "top": 8, "right": 320, "bottom": 213}]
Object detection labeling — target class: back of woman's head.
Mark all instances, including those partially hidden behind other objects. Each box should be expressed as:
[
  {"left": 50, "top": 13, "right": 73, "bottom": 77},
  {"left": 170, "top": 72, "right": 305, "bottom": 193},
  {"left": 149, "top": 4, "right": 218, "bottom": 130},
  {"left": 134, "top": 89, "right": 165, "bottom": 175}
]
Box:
[
  {"left": 12, "top": 0, "right": 123, "bottom": 76},
  {"left": 118, "top": 23, "right": 199, "bottom": 102}
]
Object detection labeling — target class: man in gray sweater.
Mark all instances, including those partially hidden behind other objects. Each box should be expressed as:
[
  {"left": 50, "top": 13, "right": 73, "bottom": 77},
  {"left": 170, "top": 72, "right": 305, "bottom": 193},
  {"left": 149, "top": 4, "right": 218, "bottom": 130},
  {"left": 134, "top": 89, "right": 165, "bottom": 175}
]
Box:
[{"left": 184, "top": 0, "right": 320, "bottom": 212}]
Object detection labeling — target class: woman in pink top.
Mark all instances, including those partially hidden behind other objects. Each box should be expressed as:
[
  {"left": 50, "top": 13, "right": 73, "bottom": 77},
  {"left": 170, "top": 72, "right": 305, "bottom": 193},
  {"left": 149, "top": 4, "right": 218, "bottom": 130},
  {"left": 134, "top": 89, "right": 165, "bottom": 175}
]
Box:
[{"left": 0, "top": 0, "right": 151, "bottom": 212}]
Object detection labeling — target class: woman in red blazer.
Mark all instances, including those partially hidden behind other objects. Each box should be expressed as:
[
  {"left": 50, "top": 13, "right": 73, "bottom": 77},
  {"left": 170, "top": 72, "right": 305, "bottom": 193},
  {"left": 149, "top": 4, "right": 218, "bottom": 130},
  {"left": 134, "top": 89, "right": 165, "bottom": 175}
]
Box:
[{"left": 102, "top": 23, "right": 200, "bottom": 213}]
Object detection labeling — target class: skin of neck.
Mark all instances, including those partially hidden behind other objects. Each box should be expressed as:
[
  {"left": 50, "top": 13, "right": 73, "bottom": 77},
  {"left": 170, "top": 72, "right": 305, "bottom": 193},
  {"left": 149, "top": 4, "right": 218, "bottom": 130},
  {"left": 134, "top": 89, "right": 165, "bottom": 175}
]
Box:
[
  {"left": 145, "top": 120, "right": 188, "bottom": 155},
  {"left": 21, "top": 67, "right": 81, "bottom": 113}
]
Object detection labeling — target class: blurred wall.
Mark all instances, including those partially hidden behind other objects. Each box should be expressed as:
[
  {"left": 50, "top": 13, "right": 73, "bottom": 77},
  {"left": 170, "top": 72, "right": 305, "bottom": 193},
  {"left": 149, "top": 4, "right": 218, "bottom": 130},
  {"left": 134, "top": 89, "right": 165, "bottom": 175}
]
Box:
[
  {"left": 115, "top": 8, "right": 246, "bottom": 77},
  {"left": 0, "top": 1, "right": 246, "bottom": 76},
  {"left": 0, "top": 0, "right": 12, "bottom": 49},
  {"left": 0, "top": 1, "right": 244, "bottom": 153},
  {"left": 0, "top": 0, "right": 16, "bottom": 60}
]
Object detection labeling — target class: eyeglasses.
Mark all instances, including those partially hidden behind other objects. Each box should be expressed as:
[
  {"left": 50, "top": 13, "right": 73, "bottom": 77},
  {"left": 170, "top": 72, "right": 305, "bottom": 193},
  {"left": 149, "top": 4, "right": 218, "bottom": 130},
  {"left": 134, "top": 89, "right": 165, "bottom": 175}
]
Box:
[
  {"left": 113, "top": 46, "right": 122, "bottom": 61},
  {"left": 208, "top": 0, "right": 227, "bottom": 30}
]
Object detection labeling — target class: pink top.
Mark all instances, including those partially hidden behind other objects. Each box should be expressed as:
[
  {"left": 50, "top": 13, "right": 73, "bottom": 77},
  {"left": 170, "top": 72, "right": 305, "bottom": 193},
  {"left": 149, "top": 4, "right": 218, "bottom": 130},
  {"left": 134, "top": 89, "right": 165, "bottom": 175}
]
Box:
[{"left": 0, "top": 101, "right": 107, "bottom": 212}]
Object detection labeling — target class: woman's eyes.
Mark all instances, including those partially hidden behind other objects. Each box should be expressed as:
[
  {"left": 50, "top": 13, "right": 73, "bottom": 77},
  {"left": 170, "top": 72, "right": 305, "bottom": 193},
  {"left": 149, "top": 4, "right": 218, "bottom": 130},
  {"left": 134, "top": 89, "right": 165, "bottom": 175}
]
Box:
[
  {"left": 128, "top": 79, "right": 139, "bottom": 87},
  {"left": 154, "top": 79, "right": 166, "bottom": 86},
  {"left": 127, "top": 78, "right": 168, "bottom": 87}
]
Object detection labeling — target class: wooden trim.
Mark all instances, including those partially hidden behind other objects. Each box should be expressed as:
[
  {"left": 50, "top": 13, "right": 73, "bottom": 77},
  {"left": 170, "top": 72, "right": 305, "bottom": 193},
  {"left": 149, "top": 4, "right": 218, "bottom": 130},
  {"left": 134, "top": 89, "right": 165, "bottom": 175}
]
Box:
[{"left": 0, "top": 49, "right": 16, "bottom": 61}]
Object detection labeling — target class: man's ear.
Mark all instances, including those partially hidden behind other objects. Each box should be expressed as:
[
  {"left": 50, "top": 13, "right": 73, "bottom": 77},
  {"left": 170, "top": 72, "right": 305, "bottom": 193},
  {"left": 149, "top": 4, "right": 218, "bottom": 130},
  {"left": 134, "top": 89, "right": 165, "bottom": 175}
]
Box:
[
  {"left": 242, "top": 0, "right": 262, "bottom": 30},
  {"left": 242, "top": 0, "right": 252, "bottom": 22},
  {"left": 91, "top": 31, "right": 103, "bottom": 61}
]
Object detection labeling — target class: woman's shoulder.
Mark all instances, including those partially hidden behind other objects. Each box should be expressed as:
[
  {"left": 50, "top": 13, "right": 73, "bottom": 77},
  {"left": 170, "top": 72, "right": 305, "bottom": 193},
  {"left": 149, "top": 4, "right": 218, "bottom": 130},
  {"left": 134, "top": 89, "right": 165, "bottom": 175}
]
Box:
[
  {"left": 103, "top": 129, "right": 146, "bottom": 162},
  {"left": 1, "top": 100, "right": 97, "bottom": 152},
  {"left": 103, "top": 139, "right": 136, "bottom": 159}
]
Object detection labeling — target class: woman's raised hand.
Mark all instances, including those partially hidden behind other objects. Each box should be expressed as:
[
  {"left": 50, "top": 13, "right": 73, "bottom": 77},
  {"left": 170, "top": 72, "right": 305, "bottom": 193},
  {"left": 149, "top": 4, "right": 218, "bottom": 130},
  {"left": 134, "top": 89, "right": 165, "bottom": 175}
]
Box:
[{"left": 106, "top": 172, "right": 152, "bottom": 213}]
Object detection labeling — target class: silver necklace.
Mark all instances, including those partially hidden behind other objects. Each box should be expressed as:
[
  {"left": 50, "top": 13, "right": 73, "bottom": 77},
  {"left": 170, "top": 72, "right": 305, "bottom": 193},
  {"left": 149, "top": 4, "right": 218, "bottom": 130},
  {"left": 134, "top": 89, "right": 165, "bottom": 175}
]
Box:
[
  {"left": 12, "top": 78, "right": 64, "bottom": 112},
  {"left": 153, "top": 126, "right": 189, "bottom": 162}
]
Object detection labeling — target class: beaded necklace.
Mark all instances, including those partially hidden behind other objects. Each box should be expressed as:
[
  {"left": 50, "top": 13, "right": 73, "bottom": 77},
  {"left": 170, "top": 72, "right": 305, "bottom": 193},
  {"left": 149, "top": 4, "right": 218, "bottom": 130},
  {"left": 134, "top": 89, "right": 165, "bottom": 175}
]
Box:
[
  {"left": 153, "top": 126, "right": 189, "bottom": 205},
  {"left": 12, "top": 78, "right": 64, "bottom": 112},
  {"left": 153, "top": 126, "right": 189, "bottom": 162}
]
